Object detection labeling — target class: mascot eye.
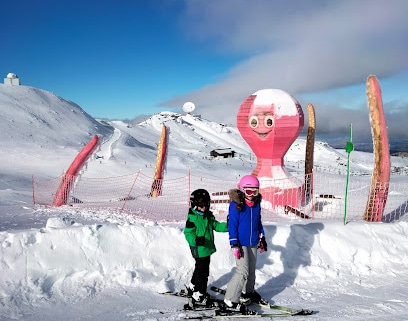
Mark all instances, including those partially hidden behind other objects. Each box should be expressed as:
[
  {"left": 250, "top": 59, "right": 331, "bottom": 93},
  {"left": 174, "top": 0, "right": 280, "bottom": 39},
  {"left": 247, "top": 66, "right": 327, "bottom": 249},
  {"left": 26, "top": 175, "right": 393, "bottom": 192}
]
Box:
[
  {"left": 249, "top": 116, "right": 259, "bottom": 128},
  {"left": 264, "top": 115, "right": 274, "bottom": 128}
]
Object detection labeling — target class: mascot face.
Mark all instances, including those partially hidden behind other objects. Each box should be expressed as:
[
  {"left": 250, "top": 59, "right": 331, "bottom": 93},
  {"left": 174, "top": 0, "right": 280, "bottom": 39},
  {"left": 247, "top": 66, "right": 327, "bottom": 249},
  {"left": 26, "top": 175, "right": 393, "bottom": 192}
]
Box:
[
  {"left": 247, "top": 106, "right": 275, "bottom": 141},
  {"left": 237, "top": 89, "right": 304, "bottom": 159}
]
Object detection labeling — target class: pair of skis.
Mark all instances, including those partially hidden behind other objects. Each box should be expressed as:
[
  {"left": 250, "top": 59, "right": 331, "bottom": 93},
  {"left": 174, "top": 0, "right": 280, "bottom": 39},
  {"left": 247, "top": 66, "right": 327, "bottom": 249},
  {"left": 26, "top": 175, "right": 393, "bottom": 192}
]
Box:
[
  {"left": 161, "top": 286, "right": 314, "bottom": 319},
  {"left": 210, "top": 286, "right": 313, "bottom": 317}
]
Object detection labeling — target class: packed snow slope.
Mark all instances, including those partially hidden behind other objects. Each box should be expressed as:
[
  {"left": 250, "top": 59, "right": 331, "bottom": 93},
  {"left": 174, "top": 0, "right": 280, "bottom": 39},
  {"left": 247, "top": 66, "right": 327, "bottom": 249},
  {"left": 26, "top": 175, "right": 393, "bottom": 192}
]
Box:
[{"left": 1, "top": 84, "right": 408, "bottom": 320}]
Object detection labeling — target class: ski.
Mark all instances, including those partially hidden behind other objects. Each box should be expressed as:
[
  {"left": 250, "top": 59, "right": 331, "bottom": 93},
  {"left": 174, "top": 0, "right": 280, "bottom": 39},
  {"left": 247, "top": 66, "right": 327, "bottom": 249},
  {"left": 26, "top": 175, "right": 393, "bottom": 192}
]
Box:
[
  {"left": 183, "top": 305, "right": 218, "bottom": 312},
  {"left": 160, "top": 289, "right": 189, "bottom": 298},
  {"left": 183, "top": 310, "right": 309, "bottom": 319},
  {"left": 210, "top": 286, "right": 313, "bottom": 316},
  {"left": 159, "top": 287, "right": 221, "bottom": 312}
]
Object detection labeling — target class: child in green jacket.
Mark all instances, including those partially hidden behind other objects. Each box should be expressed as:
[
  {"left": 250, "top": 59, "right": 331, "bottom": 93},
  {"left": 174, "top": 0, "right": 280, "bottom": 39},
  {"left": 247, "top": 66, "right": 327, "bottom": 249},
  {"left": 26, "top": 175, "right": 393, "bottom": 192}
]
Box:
[{"left": 184, "top": 189, "right": 228, "bottom": 307}]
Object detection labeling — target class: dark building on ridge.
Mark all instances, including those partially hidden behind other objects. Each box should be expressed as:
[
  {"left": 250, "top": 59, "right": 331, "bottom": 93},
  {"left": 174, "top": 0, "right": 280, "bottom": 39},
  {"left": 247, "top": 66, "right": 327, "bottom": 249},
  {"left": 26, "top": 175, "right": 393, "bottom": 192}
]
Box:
[{"left": 210, "top": 148, "right": 235, "bottom": 158}]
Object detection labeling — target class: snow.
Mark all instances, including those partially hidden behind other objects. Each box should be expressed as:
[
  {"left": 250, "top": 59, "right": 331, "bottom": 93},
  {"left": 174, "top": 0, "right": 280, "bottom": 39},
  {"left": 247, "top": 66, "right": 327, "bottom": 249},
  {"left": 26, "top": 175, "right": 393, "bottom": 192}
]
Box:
[
  {"left": 252, "top": 89, "right": 299, "bottom": 116},
  {"left": 1, "top": 84, "right": 408, "bottom": 320}
]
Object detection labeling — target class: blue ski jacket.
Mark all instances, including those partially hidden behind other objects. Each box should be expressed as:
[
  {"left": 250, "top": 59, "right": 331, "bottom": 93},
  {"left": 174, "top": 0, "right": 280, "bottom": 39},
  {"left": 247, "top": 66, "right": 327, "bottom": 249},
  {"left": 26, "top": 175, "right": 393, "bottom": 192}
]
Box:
[{"left": 227, "top": 189, "right": 265, "bottom": 247}]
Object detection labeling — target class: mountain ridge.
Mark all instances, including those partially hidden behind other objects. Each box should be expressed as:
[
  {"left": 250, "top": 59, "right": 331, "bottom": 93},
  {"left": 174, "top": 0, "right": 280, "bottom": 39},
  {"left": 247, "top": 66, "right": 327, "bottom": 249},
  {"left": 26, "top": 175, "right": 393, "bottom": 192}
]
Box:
[{"left": 1, "top": 84, "right": 398, "bottom": 180}]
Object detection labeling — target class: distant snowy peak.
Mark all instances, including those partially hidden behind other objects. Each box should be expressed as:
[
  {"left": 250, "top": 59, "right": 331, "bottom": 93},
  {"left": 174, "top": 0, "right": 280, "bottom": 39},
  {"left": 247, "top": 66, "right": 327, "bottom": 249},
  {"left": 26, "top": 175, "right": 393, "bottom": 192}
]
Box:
[
  {"left": 141, "top": 111, "right": 233, "bottom": 134},
  {"left": 0, "top": 84, "right": 113, "bottom": 147},
  {"left": 137, "top": 111, "right": 249, "bottom": 154},
  {"left": 140, "top": 111, "right": 184, "bottom": 130}
]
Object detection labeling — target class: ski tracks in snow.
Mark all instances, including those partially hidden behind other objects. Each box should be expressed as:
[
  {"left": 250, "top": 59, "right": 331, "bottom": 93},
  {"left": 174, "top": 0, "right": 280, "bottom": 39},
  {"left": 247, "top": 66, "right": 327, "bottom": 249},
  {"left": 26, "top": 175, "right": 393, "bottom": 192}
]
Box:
[{"left": 98, "top": 128, "right": 122, "bottom": 161}]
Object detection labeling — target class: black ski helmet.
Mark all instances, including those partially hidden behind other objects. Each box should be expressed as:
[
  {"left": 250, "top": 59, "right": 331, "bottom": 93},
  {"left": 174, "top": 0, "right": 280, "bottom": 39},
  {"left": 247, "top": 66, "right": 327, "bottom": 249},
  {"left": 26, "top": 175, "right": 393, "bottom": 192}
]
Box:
[{"left": 190, "top": 189, "right": 211, "bottom": 209}]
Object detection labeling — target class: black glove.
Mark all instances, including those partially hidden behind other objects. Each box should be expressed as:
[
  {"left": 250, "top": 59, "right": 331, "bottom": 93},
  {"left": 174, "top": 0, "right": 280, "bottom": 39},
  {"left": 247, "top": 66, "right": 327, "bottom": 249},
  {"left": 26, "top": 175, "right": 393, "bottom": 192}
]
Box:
[
  {"left": 259, "top": 236, "right": 267, "bottom": 252},
  {"left": 196, "top": 236, "right": 205, "bottom": 246}
]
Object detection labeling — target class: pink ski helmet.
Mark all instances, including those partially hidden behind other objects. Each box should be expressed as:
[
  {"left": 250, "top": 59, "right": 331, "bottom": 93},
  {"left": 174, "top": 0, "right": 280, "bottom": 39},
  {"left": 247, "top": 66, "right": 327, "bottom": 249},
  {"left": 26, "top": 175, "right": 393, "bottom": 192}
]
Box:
[{"left": 238, "top": 175, "right": 260, "bottom": 191}]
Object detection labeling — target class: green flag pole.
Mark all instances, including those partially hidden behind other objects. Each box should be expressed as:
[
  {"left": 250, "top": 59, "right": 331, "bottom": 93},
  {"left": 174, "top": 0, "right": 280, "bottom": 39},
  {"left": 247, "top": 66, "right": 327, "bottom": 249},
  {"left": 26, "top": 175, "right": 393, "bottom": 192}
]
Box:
[{"left": 344, "top": 124, "right": 354, "bottom": 225}]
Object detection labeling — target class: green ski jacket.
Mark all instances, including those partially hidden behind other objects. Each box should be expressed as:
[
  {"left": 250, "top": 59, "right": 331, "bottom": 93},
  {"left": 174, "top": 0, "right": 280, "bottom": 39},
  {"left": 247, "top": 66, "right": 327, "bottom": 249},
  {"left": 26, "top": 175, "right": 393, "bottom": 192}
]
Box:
[{"left": 184, "top": 208, "right": 228, "bottom": 258}]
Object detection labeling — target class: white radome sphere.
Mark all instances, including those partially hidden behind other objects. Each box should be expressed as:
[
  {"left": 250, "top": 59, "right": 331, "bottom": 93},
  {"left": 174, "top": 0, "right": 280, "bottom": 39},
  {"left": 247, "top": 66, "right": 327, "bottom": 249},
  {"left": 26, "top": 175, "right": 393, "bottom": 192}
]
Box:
[
  {"left": 7, "top": 73, "right": 18, "bottom": 79},
  {"left": 182, "top": 102, "right": 195, "bottom": 113}
]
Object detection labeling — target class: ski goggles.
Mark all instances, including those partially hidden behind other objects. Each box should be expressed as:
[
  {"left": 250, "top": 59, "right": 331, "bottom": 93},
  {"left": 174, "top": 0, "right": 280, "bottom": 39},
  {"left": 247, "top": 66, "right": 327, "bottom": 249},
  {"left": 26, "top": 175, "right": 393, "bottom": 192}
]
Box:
[{"left": 243, "top": 188, "right": 259, "bottom": 197}]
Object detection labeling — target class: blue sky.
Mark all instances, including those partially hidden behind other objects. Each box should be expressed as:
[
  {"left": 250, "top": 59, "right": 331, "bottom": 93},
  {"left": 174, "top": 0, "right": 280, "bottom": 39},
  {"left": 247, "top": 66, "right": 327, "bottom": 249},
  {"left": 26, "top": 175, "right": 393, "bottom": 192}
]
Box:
[{"left": 1, "top": 0, "right": 408, "bottom": 142}]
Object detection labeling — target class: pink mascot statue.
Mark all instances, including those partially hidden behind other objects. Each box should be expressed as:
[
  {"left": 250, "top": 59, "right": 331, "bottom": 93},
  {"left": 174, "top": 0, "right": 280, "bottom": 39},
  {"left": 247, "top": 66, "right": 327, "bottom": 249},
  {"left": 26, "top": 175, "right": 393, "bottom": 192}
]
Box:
[{"left": 237, "top": 89, "right": 304, "bottom": 209}]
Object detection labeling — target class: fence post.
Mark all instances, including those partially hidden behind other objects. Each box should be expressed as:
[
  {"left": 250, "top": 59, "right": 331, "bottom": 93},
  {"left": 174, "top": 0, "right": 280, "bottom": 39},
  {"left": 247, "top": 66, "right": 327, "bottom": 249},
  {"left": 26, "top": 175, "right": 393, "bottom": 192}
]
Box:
[{"left": 344, "top": 123, "right": 354, "bottom": 225}]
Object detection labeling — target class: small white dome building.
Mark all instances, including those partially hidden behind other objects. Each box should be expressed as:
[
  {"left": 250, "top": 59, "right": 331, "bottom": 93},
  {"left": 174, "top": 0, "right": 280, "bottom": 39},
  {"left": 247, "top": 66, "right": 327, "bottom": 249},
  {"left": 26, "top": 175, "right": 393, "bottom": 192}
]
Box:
[
  {"left": 182, "top": 102, "right": 195, "bottom": 114},
  {"left": 4, "top": 73, "right": 21, "bottom": 85}
]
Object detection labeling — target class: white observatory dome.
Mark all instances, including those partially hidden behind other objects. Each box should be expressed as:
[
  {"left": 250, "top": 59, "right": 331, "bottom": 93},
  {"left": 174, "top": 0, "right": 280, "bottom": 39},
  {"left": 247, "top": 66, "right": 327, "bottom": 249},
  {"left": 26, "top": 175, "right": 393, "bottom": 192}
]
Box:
[
  {"left": 6, "top": 73, "right": 18, "bottom": 79},
  {"left": 182, "top": 102, "right": 195, "bottom": 114}
]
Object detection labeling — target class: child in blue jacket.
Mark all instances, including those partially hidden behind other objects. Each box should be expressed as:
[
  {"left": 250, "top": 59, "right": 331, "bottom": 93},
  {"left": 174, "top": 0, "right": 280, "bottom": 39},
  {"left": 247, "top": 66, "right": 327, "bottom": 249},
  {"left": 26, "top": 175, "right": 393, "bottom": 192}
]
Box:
[{"left": 222, "top": 175, "right": 268, "bottom": 314}]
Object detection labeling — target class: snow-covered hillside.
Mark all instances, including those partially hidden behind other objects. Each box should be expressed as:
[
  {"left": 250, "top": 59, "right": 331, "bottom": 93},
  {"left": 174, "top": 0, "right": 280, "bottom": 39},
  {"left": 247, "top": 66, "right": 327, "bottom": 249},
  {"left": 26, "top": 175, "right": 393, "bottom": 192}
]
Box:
[
  {"left": 3, "top": 83, "right": 404, "bottom": 182},
  {"left": 0, "top": 84, "right": 112, "bottom": 146}
]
